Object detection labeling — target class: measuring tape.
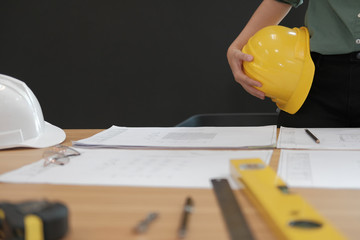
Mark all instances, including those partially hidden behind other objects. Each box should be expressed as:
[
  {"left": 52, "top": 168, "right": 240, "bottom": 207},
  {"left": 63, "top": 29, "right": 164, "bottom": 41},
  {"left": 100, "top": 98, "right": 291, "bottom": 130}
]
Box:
[
  {"left": 0, "top": 200, "right": 68, "bottom": 240},
  {"left": 230, "top": 158, "right": 346, "bottom": 240}
]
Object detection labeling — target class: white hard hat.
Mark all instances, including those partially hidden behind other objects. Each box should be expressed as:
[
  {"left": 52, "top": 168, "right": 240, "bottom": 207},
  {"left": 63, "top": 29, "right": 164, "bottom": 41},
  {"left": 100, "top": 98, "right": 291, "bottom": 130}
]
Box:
[{"left": 0, "top": 74, "right": 66, "bottom": 149}]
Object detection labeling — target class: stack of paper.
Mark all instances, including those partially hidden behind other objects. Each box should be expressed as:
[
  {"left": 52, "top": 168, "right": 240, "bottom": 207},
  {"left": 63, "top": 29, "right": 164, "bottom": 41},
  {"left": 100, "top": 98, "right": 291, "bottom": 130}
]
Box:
[
  {"left": 0, "top": 148, "right": 273, "bottom": 189},
  {"left": 277, "top": 150, "right": 360, "bottom": 189},
  {"left": 277, "top": 127, "right": 360, "bottom": 189},
  {"left": 0, "top": 125, "right": 277, "bottom": 188},
  {"left": 277, "top": 127, "right": 360, "bottom": 149},
  {"left": 73, "top": 125, "right": 277, "bottom": 149}
]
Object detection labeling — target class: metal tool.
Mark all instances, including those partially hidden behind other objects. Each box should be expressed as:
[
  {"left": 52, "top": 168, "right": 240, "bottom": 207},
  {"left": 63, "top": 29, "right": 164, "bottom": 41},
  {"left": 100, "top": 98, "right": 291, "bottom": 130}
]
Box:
[
  {"left": 211, "top": 178, "right": 254, "bottom": 240},
  {"left": 134, "top": 212, "right": 159, "bottom": 234},
  {"left": 178, "top": 197, "right": 194, "bottom": 238}
]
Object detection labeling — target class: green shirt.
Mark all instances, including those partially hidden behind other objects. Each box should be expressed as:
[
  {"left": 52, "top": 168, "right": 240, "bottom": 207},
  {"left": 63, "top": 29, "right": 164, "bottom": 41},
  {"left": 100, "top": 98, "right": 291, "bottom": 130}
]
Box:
[{"left": 276, "top": 0, "right": 360, "bottom": 54}]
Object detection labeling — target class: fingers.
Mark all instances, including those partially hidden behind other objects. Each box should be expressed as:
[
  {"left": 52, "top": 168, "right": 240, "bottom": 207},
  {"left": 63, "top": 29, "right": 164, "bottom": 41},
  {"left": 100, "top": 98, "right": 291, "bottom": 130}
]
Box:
[
  {"left": 237, "top": 73, "right": 265, "bottom": 100},
  {"left": 227, "top": 48, "right": 265, "bottom": 100},
  {"left": 239, "top": 51, "right": 253, "bottom": 62},
  {"left": 241, "top": 81, "right": 266, "bottom": 100}
]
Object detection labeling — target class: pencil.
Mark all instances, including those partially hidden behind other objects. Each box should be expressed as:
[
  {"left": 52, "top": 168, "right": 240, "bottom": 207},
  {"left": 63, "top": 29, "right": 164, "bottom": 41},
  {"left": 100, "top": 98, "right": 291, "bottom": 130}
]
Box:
[{"left": 305, "top": 129, "right": 320, "bottom": 144}]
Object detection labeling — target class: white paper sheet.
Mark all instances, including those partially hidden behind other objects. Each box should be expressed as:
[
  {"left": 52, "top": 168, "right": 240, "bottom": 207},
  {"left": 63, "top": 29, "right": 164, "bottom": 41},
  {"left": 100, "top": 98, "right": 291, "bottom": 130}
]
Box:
[
  {"left": 277, "top": 150, "right": 360, "bottom": 189},
  {"left": 72, "top": 125, "right": 277, "bottom": 149},
  {"left": 277, "top": 127, "right": 360, "bottom": 149},
  {"left": 0, "top": 149, "right": 273, "bottom": 189}
]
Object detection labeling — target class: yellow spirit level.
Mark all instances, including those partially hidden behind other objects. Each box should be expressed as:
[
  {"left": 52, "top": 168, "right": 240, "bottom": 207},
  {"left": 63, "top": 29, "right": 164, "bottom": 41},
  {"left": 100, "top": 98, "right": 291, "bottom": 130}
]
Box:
[
  {"left": 0, "top": 200, "right": 68, "bottom": 240},
  {"left": 230, "top": 158, "right": 346, "bottom": 240}
]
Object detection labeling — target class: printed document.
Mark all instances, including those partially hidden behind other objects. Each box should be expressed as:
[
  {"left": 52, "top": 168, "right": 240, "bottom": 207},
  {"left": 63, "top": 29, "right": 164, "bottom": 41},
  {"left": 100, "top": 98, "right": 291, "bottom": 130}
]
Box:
[
  {"left": 0, "top": 149, "right": 272, "bottom": 189},
  {"left": 72, "top": 125, "right": 277, "bottom": 149},
  {"left": 277, "top": 127, "right": 360, "bottom": 149},
  {"left": 277, "top": 150, "right": 360, "bottom": 189}
]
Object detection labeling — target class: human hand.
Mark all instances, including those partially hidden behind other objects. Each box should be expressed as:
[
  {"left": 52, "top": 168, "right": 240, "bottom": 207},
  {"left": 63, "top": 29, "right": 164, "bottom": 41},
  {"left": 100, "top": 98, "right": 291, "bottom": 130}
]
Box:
[{"left": 227, "top": 46, "right": 265, "bottom": 100}]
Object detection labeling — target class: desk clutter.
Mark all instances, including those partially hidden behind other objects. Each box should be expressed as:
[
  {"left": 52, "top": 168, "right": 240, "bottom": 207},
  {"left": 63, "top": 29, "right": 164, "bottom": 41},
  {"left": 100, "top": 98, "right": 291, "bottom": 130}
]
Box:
[
  {"left": 2, "top": 125, "right": 360, "bottom": 189},
  {"left": 0, "top": 125, "right": 277, "bottom": 188},
  {"left": 2, "top": 125, "right": 360, "bottom": 239}
]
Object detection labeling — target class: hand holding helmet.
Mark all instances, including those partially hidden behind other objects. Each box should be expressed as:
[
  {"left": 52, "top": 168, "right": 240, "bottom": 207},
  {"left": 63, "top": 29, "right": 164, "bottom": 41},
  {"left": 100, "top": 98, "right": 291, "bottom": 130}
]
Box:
[
  {"left": 242, "top": 25, "right": 315, "bottom": 114},
  {"left": 227, "top": 45, "right": 265, "bottom": 100}
]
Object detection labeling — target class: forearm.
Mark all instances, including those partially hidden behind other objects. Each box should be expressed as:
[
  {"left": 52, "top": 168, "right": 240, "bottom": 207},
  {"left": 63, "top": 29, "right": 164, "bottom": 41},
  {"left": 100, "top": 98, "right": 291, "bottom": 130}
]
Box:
[{"left": 231, "top": 0, "right": 292, "bottom": 49}]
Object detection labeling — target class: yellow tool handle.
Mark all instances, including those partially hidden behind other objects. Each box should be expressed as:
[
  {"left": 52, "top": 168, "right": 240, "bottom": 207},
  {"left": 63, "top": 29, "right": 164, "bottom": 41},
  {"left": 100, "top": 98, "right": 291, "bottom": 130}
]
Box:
[{"left": 25, "top": 214, "right": 44, "bottom": 240}]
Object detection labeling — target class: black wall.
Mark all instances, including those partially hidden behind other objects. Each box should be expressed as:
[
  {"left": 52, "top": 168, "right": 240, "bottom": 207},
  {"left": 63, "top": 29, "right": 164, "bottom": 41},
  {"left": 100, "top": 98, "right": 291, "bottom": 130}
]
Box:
[{"left": 0, "top": 1, "right": 307, "bottom": 128}]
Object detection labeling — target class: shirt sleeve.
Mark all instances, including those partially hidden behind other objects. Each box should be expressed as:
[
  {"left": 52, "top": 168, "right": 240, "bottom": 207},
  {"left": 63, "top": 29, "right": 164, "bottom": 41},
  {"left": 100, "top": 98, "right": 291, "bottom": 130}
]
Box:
[{"left": 275, "top": 0, "right": 303, "bottom": 8}]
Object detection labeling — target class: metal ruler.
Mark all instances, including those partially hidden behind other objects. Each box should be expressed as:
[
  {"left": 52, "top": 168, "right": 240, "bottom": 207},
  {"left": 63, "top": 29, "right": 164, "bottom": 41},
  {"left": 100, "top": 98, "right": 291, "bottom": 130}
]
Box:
[
  {"left": 230, "top": 158, "right": 347, "bottom": 240},
  {"left": 211, "top": 178, "right": 254, "bottom": 240}
]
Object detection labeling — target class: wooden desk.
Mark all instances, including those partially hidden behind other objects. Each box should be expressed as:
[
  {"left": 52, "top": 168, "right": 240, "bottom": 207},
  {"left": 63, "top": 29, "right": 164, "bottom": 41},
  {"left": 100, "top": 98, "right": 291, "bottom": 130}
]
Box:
[{"left": 1, "top": 130, "right": 359, "bottom": 240}]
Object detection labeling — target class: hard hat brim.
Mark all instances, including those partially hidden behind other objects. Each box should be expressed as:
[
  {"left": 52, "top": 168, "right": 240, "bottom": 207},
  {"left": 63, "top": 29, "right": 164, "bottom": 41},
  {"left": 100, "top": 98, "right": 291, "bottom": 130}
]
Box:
[{"left": 0, "top": 122, "right": 66, "bottom": 150}]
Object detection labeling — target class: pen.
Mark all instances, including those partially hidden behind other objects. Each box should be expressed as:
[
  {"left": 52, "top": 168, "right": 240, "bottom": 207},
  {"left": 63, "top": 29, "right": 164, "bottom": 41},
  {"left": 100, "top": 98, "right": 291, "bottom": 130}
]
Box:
[
  {"left": 305, "top": 129, "right": 320, "bottom": 144},
  {"left": 178, "top": 197, "right": 194, "bottom": 238}
]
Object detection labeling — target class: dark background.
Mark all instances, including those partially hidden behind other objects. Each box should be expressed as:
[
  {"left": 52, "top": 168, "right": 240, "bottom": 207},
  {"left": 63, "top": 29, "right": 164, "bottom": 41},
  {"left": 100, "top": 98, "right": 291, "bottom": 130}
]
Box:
[{"left": 0, "top": 0, "right": 307, "bottom": 128}]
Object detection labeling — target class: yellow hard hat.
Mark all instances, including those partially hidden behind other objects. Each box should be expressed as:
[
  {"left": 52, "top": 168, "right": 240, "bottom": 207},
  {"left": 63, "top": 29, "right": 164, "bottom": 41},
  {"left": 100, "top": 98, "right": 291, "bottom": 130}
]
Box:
[{"left": 242, "top": 25, "right": 315, "bottom": 114}]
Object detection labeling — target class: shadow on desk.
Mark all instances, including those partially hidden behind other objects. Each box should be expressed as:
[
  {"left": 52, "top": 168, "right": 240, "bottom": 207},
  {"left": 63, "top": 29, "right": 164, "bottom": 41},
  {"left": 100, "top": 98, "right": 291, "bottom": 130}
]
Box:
[{"left": 176, "top": 113, "right": 279, "bottom": 127}]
